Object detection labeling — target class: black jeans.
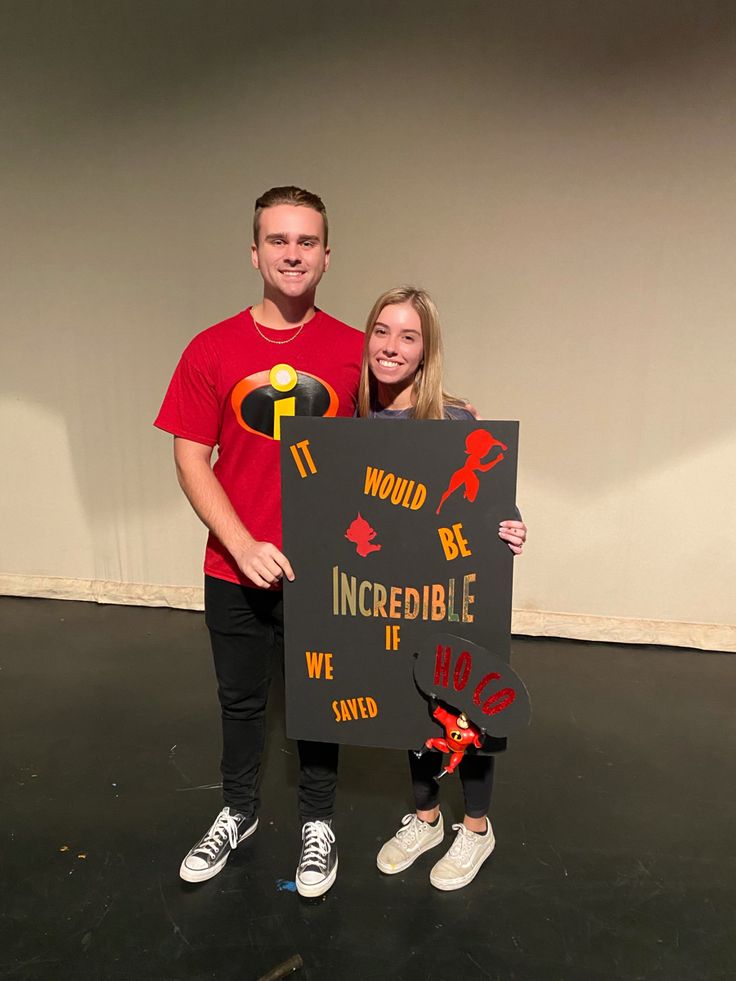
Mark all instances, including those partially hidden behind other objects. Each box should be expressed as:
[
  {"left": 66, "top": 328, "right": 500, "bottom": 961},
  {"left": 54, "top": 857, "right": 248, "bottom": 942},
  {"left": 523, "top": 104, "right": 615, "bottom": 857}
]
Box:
[
  {"left": 409, "top": 749, "right": 495, "bottom": 819},
  {"left": 205, "top": 575, "right": 339, "bottom": 823}
]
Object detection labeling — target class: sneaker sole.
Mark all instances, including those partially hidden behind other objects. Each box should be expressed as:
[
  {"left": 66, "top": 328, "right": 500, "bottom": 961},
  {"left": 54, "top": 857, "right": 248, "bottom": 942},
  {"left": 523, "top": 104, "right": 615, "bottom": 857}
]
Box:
[
  {"left": 295, "top": 857, "right": 338, "bottom": 898},
  {"left": 429, "top": 838, "right": 495, "bottom": 892},
  {"left": 376, "top": 832, "right": 445, "bottom": 875},
  {"left": 179, "top": 817, "right": 259, "bottom": 883}
]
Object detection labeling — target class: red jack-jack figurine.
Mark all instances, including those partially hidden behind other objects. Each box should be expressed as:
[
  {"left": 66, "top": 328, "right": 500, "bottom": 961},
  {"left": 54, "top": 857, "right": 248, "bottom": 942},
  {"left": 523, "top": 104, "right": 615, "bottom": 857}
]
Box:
[{"left": 415, "top": 700, "right": 485, "bottom": 779}]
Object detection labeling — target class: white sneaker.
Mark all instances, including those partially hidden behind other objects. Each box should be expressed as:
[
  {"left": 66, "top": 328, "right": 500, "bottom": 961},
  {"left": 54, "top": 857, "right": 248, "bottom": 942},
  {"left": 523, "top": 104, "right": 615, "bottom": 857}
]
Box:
[
  {"left": 179, "top": 807, "right": 258, "bottom": 883},
  {"left": 377, "top": 813, "right": 445, "bottom": 874},
  {"left": 429, "top": 818, "right": 495, "bottom": 891}
]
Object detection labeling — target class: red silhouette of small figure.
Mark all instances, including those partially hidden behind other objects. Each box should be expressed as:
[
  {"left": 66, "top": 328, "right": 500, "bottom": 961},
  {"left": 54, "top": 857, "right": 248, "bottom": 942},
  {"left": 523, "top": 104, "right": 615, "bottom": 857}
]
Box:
[
  {"left": 345, "top": 512, "right": 382, "bottom": 557},
  {"left": 436, "top": 428, "right": 508, "bottom": 515},
  {"left": 418, "top": 702, "right": 484, "bottom": 778}
]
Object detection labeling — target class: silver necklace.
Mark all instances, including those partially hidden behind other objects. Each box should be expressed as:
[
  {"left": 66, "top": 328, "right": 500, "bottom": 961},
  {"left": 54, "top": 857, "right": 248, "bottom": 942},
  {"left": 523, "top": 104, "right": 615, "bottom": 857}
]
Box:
[{"left": 253, "top": 319, "right": 305, "bottom": 345}]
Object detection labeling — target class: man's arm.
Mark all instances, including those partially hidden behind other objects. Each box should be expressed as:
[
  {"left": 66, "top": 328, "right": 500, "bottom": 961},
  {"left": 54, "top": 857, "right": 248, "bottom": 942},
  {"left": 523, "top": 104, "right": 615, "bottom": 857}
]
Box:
[{"left": 173, "top": 437, "right": 294, "bottom": 587}]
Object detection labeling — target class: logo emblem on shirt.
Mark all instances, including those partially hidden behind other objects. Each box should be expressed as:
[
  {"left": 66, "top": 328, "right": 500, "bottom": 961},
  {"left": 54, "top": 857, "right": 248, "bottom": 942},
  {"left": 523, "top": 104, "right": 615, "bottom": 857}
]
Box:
[{"left": 231, "top": 363, "right": 339, "bottom": 441}]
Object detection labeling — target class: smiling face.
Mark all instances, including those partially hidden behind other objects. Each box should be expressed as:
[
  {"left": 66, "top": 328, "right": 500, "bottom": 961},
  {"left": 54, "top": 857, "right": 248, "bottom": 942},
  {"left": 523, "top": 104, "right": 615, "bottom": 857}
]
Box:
[
  {"left": 367, "top": 302, "right": 425, "bottom": 404},
  {"left": 251, "top": 204, "right": 330, "bottom": 303}
]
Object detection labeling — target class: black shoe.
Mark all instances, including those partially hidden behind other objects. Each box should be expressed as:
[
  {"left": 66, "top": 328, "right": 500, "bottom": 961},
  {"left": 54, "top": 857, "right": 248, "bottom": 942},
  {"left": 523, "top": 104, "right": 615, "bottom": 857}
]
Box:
[
  {"left": 295, "top": 819, "right": 338, "bottom": 897},
  {"left": 179, "top": 806, "right": 258, "bottom": 882}
]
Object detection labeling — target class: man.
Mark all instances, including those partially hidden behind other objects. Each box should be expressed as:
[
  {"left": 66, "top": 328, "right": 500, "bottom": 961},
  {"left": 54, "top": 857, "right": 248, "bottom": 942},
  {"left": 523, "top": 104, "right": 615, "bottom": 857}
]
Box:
[{"left": 155, "top": 186, "right": 362, "bottom": 897}]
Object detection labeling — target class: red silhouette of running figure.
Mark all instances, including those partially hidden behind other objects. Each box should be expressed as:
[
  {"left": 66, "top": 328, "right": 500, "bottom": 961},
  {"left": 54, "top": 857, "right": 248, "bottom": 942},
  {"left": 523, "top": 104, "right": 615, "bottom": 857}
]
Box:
[
  {"left": 436, "top": 428, "right": 508, "bottom": 515},
  {"left": 345, "top": 512, "right": 382, "bottom": 557}
]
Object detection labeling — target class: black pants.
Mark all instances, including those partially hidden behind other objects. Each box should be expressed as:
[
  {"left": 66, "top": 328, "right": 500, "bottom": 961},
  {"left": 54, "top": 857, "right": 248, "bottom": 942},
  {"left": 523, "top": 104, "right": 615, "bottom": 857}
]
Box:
[
  {"left": 409, "top": 749, "right": 495, "bottom": 819},
  {"left": 205, "top": 575, "right": 339, "bottom": 823}
]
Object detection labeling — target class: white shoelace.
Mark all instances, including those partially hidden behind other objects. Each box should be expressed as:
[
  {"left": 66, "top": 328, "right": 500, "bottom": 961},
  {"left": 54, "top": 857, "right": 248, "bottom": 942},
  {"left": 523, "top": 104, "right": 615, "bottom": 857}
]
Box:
[
  {"left": 300, "top": 820, "right": 335, "bottom": 870},
  {"left": 448, "top": 823, "right": 481, "bottom": 864},
  {"left": 395, "top": 813, "right": 429, "bottom": 846},
  {"left": 196, "top": 808, "right": 240, "bottom": 860}
]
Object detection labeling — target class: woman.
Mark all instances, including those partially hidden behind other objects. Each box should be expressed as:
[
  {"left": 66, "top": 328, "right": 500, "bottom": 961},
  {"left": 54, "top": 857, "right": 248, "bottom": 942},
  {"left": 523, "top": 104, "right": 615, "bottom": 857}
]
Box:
[{"left": 358, "top": 286, "right": 527, "bottom": 891}]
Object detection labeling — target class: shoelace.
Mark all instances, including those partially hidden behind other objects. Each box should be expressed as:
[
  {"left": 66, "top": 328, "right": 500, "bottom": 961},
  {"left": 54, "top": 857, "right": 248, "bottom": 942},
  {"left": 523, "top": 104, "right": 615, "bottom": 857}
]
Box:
[
  {"left": 395, "top": 813, "right": 429, "bottom": 846},
  {"left": 300, "top": 821, "right": 335, "bottom": 870},
  {"left": 448, "top": 823, "right": 479, "bottom": 863},
  {"left": 196, "top": 808, "right": 240, "bottom": 860}
]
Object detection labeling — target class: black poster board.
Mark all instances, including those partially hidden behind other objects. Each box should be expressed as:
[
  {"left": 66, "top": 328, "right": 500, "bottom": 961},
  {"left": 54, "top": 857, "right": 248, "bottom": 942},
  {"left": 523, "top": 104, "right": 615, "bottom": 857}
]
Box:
[{"left": 281, "top": 417, "right": 520, "bottom": 751}]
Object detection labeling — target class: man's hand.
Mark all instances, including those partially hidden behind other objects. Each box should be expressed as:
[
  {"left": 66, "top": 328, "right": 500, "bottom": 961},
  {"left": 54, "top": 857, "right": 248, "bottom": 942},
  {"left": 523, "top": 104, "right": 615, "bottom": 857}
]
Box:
[
  {"left": 234, "top": 540, "right": 295, "bottom": 588},
  {"left": 498, "top": 519, "right": 527, "bottom": 555},
  {"left": 173, "top": 438, "right": 295, "bottom": 588}
]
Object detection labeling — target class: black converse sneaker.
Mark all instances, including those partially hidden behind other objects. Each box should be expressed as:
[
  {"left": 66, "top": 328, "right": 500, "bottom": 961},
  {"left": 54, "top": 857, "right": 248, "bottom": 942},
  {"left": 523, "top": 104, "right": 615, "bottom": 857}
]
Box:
[
  {"left": 179, "top": 806, "right": 258, "bottom": 882},
  {"left": 295, "top": 819, "right": 338, "bottom": 897}
]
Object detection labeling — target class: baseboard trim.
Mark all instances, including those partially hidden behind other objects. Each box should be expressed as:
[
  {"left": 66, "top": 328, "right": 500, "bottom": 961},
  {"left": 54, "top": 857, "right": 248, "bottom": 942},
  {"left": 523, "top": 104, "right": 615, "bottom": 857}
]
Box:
[
  {"left": 1, "top": 575, "right": 733, "bottom": 652},
  {"left": 511, "top": 609, "right": 735, "bottom": 653},
  {"left": 0, "top": 574, "right": 205, "bottom": 611}
]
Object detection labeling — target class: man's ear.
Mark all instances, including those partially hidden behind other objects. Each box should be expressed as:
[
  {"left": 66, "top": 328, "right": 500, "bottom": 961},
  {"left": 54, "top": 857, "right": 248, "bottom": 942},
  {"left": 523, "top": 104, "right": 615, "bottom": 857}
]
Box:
[
  {"left": 323, "top": 246, "right": 331, "bottom": 272},
  {"left": 250, "top": 242, "right": 260, "bottom": 270}
]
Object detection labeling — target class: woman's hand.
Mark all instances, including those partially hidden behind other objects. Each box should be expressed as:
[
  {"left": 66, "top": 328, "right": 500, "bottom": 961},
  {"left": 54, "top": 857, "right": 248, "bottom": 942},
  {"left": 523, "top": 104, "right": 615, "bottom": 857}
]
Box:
[{"left": 498, "top": 519, "right": 527, "bottom": 555}]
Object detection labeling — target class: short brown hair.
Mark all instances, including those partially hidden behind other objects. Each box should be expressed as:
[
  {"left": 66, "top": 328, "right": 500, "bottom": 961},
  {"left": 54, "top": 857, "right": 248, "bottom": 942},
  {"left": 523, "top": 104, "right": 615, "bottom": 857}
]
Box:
[{"left": 253, "top": 185, "right": 329, "bottom": 245}]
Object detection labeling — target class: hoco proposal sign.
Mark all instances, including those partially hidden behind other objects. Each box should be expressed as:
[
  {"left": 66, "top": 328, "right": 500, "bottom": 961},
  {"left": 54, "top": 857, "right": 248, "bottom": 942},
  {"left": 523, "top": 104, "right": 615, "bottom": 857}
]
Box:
[{"left": 281, "top": 418, "right": 527, "bottom": 751}]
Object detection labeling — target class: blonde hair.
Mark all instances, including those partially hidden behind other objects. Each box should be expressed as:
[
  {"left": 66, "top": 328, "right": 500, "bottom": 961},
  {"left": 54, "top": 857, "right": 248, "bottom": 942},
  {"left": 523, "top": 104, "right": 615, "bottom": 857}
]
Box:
[{"left": 357, "top": 286, "right": 465, "bottom": 420}]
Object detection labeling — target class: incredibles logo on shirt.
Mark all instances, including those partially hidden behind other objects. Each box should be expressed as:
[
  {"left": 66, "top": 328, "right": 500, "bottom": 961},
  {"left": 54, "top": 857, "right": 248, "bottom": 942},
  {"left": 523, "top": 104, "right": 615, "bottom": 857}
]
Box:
[{"left": 231, "top": 363, "right": 339, "bottom": 441}]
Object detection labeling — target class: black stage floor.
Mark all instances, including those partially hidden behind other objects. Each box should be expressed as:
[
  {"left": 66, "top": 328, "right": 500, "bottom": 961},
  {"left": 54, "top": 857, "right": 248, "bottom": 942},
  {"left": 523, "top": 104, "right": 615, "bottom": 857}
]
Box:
[{"left": 1, "top": 596, "right": 734, "bottom": 981}]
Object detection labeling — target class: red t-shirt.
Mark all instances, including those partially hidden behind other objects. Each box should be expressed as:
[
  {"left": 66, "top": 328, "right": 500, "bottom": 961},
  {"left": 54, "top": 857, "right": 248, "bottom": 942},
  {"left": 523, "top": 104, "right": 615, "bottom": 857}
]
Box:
[{"left": 154, "top": 307, "right": 363, "bottom": 587}]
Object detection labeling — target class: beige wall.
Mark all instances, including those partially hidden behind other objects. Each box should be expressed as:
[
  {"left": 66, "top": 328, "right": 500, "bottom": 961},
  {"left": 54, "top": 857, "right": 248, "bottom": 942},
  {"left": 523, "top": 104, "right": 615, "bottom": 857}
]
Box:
[{"left": 2, "top": 1, "right": 735, "bottom": 649}]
